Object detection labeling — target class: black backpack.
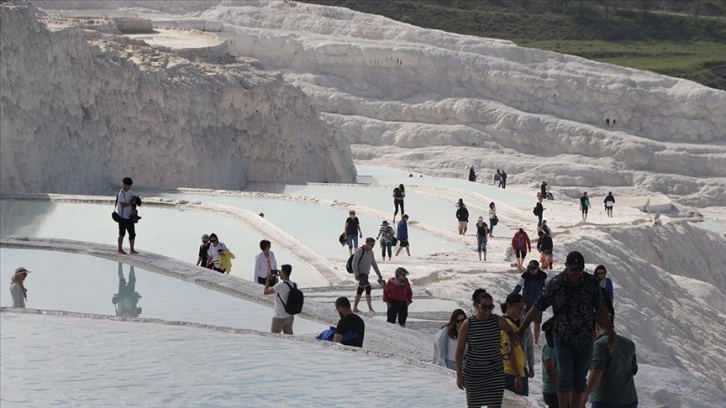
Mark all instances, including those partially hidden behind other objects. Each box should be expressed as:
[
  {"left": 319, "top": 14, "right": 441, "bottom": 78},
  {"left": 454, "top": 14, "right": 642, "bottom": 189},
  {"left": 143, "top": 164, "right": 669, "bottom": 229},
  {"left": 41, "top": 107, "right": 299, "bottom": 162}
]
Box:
[
  {"left": 279, "top": 282, "right": 304, "bottom": 315},
  {"left": 346, "top": 249, "right": 363, "bottom": 274}
]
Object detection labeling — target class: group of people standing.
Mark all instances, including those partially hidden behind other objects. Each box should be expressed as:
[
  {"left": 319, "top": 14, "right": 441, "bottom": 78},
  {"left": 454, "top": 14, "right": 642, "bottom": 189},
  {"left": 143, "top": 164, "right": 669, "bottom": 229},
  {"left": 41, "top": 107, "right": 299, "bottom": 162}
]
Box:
[{"left": 435, "top": 251, "right": 632, "bottom": 408}]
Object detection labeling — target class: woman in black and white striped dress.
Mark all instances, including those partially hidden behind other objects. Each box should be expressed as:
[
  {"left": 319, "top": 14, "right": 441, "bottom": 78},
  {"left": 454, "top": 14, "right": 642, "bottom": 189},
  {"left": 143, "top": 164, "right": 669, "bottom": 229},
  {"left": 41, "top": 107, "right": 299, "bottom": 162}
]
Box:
[{"left": 456, "top": 289, "right": 519, "bottom": 408}]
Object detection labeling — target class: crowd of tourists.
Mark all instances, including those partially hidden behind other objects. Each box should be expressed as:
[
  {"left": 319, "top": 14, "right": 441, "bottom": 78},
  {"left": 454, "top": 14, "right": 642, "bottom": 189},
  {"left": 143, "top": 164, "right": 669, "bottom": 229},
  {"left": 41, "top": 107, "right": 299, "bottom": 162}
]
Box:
[{"left": 9, "top": 175, "right": 634, "bottom": 408}]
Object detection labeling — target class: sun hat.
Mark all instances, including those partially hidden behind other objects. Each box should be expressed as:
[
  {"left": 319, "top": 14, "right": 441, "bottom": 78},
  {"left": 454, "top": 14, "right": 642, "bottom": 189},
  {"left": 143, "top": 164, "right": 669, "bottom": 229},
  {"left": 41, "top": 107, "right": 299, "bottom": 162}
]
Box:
[
  {"left": 381, "top": 220, "right": 389, "bottom": 225},
  {"left": 14, "top": 267, "right": 31, "bottom": 276}
]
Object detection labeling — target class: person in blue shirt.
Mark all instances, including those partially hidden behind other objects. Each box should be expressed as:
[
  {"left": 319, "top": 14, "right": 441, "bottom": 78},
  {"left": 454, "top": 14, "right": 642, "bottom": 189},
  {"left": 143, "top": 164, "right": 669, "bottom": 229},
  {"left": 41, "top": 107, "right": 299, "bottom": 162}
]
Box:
[{"left": 395, "top": 214, "right": 410, "bottom": 256}]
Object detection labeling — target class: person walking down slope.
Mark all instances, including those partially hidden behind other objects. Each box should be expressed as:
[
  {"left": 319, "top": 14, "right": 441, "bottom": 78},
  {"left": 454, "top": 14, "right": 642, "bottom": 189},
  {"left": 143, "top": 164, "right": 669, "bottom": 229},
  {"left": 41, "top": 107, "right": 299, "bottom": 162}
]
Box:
[
  {"left": 488, "top": 202, "right": 498, "bottom": 238},
  {"left": 395, "top": 214, "right": 411, "bottom": 256},
  {"left": 376, "top": 220, "right": 396, "bottom": 261},
  {"left": 383, "top": 267, "right": 413, "bottom": 327},
  {"left": 534, "top": 199, "right": 545, "bottom": 227},
  {"left": 511, "top": 228, "right": 532, "bottom": 270},
  {"left": 585, "top": 320, "right": 639, "bottom": 408},
  {"left": 494, "top": 170, "right": 501, "bottom": 186},
  {"left": 456, "top": 289, "right": 519, "bottom": 407},
  {"left": 500, "top": 171, "right": 508, "bottom": 189},
  {"left": 501, "top": 294, "right": 531, "bottom": 396},
  {"left": 541, "top": 181, "right": 548, "bottom": 199},
  {"left": 344, "top": 210, "right": 363, "bottom": 256},
  {"left": 512, "top": 260, "right": 548, "bottom": 345},
  {"left": 537, "top": 230, "right": 554, "bottom": 270},
  {"left": 393, "top": 184, "right": 406, "bottom": 222},
  {"left": 604, "top": 192, "right": 615, "bottom": 218},
  {"left": 352, "top": 238, "right": 384, "bottom": 313},
  {"left": 580, "top": 192, "right": 591, "bottom": 222},
  {"left": 434, "top": 308, "right": 468, "bottom": 370},
  {"left": 456, "top": 199, "right": 469, "bottom": 236},
  {"left": 541, "top": 322, "right": 559, "bottom": 408},
  {"left": 9, "top": 267, "right": 31, "bottom": 308},
  {"left": 595, "top": 265, "right": 615, "bottom": 325},
  {"left": 475, "top": 216, "right": 489, "bottom": 261},
  {"left": 469, "top": 166, "right": 477, "bottom": 182},
  {"left": 516, "top": 251, "right": 616, "bottom": 408},
  {"left": 207, "top": 233, "right": 232, "bottom": 273}
]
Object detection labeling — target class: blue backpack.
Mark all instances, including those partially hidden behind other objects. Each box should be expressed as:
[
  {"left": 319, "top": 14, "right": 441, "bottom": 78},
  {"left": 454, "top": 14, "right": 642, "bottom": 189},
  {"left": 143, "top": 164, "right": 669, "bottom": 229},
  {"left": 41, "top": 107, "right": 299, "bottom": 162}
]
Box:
[{"left": 316, "top": 327, "right": 358, "bottom": 343}]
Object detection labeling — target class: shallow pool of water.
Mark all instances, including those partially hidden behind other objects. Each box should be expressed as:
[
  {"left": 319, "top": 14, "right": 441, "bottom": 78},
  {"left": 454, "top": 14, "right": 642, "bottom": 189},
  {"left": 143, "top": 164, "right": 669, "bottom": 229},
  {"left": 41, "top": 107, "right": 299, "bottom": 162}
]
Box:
[
  {"left": 0, "top": 199, "right": 327, "bottom": 287},
  {"left": 152, "top": 192, "right": 463, "bottom": 259},
  {"left": 0, "top": 248, "right": 326, "bottom": 334},
  {"left": 1, "top": 313, "right": 463, "bottom": 407}
]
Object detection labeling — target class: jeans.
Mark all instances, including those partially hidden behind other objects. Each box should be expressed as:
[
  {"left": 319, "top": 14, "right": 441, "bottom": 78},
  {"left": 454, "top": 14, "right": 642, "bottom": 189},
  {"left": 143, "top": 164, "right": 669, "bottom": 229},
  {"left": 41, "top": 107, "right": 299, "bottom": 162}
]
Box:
[
  {"left": 504, "top": 374, "right": 529, "bottom": 396},
  {"left": 346, "top": 234, "right": 359, "bottom": 249},
  {"left": 591, "top": 403, "right": 638, "bottom": 408},
  {"left": 489, "top": 219, "right": 495, "bottom": 235},
  {"left": 394, "top": 199, "right": 404, "bottom": 215},
  {"left": 554, "top": 334, "right": 593, "bottom": 393},
  {"left": 445, "top": 359, "right": 456, "bottom": 370},
  {"left": 477, "top": 236, "right": 487, "bottom": 252},
  {"left": 381, "top": 242, "right": 392, "bottom": 258}
]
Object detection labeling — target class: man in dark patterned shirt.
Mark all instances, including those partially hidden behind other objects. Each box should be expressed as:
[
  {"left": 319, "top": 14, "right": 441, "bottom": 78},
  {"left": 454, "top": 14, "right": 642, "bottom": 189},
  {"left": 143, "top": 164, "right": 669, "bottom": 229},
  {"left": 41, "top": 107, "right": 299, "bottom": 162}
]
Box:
[{"left": 517, "top": 251, "right": 615, "bottom": 408}]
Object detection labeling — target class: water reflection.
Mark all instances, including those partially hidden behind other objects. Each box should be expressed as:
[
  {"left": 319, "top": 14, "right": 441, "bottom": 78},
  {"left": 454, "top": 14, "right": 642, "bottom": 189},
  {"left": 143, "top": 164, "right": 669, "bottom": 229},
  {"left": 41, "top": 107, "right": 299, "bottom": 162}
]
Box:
[
  {"left": 0, "top": 199, "right": 55, "bottom": 236},
  {"left": 113, "top": 263, "right": 142, "bottom": 317}
]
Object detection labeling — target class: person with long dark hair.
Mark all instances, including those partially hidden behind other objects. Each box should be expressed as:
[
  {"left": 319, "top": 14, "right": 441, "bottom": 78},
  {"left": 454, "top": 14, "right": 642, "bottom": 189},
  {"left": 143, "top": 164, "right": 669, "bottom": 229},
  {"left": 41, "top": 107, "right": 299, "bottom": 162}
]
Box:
[{"left": 434, "top": 308, "right": 467, "bottom": 369}]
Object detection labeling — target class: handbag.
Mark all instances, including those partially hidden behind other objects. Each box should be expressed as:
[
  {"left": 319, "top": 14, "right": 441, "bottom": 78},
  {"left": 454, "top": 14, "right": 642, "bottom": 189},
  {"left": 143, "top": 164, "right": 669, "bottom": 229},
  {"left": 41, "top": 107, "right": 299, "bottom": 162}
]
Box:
[
  {"left": 491, "top": 215, "right": 499, "bottom": 226},
  {"left": 391, "top": 237, "right": 398, "bottom": 246},
  {"left": 111, "top": 193, "right": 121, "bottom": 222}
]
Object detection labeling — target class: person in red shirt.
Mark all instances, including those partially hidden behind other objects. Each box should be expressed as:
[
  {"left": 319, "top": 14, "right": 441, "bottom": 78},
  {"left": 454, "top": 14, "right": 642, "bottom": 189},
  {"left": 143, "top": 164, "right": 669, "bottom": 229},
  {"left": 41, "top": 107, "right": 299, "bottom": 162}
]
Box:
[
  {"left": 511, "top": 228, "right": 532, "bottom": 270},
  {"left": 383, "top": 267, "right": 413, "bottom": 327}
]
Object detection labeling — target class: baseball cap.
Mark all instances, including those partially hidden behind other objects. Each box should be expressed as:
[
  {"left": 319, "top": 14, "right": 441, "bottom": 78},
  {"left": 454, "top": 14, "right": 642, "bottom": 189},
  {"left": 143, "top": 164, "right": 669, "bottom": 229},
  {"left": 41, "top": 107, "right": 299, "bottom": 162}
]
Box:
[
  {"left": 565, "top": 251, "right": 585, "bottom": 269},
  {"left": 14, "top": 267, "right": 31, "bottom": 276}
]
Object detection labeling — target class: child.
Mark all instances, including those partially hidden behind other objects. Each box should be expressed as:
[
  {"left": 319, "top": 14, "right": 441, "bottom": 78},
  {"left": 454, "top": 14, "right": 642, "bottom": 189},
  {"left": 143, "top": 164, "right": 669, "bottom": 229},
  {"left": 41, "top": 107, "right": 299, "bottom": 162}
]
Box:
[{"left": 383, "top": 267, "right": 413, "bottom": 327}]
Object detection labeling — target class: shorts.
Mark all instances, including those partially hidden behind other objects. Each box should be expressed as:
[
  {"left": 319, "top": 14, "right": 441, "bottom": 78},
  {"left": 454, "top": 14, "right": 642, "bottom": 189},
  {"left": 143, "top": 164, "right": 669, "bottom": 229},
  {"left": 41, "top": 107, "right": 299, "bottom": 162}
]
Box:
[
  {"left": 458, "top": 221, "right": 468, "bottom": 229},
  {"left": 516, "top": 250, "right": 527, "bottom": 259},
  {"left": 398, "top": 239, "right": 409, "bottom": 247},
  {"left": 270, "top": 315, "right": 294, "bottom": 335},
  {"left": 357, "top": 273, "right": 370, "bottom": 288},
  {"left": 118, "top": 217, "right": 136, "bottom": 239},
  {"left": 582, "top": 207, "right": 589, "bottom": 214}
]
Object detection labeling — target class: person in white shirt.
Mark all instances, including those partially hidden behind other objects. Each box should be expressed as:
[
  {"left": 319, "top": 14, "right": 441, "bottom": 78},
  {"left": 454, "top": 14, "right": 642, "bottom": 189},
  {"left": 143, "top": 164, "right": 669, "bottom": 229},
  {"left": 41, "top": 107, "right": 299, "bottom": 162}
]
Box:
[
  {"left": 116, "top": 177, "right": 138, "bottom": 254},
  {"left": 263, "top": 264, "right": 295, "bottom": 335},
  {"left": 206, "top": 233, "right": 229, "bottom": 273},
  {"left": 254, "top": 239, "right": 277, "bottom": 285},
  {"left": 9, "top": 267, "right": 31, "bottom": 308}
]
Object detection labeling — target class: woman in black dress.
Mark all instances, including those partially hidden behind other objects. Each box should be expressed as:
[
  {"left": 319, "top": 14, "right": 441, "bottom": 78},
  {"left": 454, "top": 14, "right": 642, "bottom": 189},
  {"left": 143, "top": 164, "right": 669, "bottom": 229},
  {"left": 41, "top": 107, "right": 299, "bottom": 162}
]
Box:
[{"left": 456, "top": 289, "right": 519, "bottom": 408}]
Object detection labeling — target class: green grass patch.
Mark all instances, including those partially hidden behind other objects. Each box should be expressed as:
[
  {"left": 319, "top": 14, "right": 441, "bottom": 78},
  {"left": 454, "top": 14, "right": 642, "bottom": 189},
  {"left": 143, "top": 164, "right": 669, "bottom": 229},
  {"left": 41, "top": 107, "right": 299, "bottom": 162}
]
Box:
[{"left": 516, "top": 40, "right": 726, "bottom": 87}]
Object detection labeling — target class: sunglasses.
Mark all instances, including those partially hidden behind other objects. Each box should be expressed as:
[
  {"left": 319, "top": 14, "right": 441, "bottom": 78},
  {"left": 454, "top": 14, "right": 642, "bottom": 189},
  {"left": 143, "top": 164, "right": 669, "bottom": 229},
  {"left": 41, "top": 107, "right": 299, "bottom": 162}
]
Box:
[{"left": 210, "top": 240, "right": 218, "bottom": 243}]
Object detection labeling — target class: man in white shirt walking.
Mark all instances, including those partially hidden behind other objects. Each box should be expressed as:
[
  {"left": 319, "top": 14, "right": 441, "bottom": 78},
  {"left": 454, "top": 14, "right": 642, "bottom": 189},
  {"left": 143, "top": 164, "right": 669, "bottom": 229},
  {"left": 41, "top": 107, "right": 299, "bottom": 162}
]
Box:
[{"left": 116, "top": 177, "right": 138, "bottom": 254}]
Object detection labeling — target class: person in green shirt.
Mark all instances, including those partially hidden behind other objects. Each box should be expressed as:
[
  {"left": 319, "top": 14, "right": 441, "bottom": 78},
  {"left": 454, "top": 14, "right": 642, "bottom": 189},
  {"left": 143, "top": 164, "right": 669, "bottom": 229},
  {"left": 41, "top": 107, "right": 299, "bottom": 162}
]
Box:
[
  {"left": 585, "top": 320, "right": 638, "bottom": 408},
  {"left": 541, "top": 322, "right": 559, "bottom": 407}
]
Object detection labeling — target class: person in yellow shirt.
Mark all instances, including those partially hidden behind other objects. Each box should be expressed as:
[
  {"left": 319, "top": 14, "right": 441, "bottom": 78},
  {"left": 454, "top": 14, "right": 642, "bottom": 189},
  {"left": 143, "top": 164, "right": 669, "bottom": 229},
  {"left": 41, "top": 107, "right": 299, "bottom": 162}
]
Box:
[{"left": 501, "top": 293, "right": 528, "bottom": 396}]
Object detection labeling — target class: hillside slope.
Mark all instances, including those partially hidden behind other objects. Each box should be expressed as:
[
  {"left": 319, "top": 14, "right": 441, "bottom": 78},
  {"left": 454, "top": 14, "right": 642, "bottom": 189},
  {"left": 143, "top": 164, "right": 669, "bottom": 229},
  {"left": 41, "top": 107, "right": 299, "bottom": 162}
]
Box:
[{"left": 0, "top": 3, "right": 356, "bottom": 194}]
